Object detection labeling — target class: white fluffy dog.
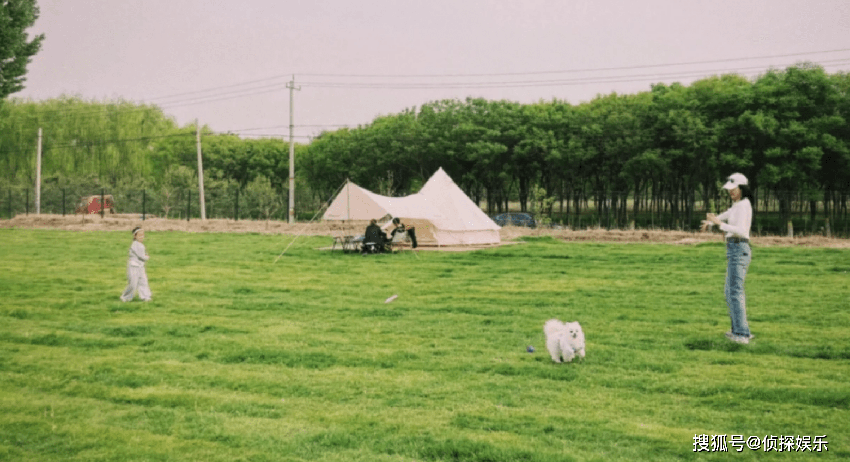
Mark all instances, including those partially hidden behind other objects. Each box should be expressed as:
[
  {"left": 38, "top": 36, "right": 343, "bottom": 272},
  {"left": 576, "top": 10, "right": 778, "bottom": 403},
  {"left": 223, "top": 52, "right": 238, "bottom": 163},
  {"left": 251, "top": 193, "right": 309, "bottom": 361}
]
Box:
[{"left": 544, "top": 319, "right": 586, "bottom": 363}]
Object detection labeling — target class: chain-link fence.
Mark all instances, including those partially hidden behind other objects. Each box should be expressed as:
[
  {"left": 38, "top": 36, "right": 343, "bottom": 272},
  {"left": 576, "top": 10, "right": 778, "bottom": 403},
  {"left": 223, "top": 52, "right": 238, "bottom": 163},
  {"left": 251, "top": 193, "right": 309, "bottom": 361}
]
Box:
[
  {"left": 2, "top": 186, "right": 848, "bottom": 237},
  {"left": 1, "top": 186, "right": 324, "bottom": 222}
]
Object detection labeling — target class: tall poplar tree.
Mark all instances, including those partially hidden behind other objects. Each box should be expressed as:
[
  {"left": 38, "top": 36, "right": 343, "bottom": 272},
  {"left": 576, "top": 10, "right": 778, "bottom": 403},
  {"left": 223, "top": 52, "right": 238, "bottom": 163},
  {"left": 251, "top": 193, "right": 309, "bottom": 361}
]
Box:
[{"left": 0, "top": 0, "right": 45, "bottom": 100}]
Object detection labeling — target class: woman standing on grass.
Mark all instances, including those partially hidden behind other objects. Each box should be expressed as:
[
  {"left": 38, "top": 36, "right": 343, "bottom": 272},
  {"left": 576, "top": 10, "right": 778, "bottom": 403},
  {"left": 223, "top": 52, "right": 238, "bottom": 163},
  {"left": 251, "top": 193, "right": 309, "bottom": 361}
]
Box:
[
  {"left": 701, "top": 173, "right": 754, "bottom": 344},
  {"left": 120, "top": 227, "right": 152, "bottom": 302}
]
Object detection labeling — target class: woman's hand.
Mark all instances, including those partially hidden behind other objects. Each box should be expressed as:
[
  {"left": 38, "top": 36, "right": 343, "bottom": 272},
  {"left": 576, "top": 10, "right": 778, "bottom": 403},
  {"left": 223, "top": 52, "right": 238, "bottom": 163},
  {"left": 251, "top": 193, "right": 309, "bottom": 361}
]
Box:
[{"left": 701, "top": 213, "right": 721, "bottom": 232}]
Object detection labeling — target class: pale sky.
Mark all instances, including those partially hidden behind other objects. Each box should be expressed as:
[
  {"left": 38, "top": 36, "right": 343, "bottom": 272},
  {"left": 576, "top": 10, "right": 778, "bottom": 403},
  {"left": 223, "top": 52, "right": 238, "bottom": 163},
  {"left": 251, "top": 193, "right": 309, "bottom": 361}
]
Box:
[{"left": 15, "top": 0, "right": 850, "bottom": 142}]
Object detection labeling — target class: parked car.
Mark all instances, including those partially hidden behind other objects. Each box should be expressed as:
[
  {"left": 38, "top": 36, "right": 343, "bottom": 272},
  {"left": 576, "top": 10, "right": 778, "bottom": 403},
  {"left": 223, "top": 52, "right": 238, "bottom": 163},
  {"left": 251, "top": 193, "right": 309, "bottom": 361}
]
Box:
[
  {"left": 492, "top": 212, "right": 536, "bottom": 228},
  {"left": 75, "top": 195, "right": 115, "bottom": 214}
]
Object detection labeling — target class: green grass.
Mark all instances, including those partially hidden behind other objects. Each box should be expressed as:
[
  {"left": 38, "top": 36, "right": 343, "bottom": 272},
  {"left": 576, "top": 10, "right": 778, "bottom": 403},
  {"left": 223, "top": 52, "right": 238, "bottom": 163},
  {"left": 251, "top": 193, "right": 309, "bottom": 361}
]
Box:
[{"left": 0, "top": 229, "right": 848, "bottom": 461}]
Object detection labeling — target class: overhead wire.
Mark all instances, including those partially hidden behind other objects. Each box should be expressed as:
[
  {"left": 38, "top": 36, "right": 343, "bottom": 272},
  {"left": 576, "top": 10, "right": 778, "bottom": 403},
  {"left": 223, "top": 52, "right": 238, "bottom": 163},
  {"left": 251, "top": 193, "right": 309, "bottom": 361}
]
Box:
[
  {"left": 297, "top": 47, "right": 850, "bottom": 78},
  {"left": 0, "top": 132, "right": 196, "bottom": 156},
  {"left": 298, "top": 58, "right": 850, "bottom": 89},
  {"left": 142, "top": 74, "right": 293, "bottom": 103},
  {"left": 156, "top": 83, "right": 291, "bottom": 110},
  {"left": 5, "top": 48, "right": 847, "bottom": 190},
  {"left": 12, "top": 47, "right": 850, "bottom": 120},
  {"left": 1, "top": 118, "right": 843, "bottom": 157},
  {"left": 9, "top": 81, "right": 291, "bottom": 121},
  {"left": 2, "top": 47, "right": 848, "bottom": 148}
]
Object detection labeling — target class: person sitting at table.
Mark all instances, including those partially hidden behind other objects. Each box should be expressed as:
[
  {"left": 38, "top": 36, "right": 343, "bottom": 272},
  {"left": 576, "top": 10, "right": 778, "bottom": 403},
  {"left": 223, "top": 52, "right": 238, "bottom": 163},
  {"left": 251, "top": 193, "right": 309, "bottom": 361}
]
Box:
[
  {"left": 362, "top": 219, "right": 388, "bottom": 254},
  {"left": 390, "top": 217, "right": 418, "bottom": 248}
]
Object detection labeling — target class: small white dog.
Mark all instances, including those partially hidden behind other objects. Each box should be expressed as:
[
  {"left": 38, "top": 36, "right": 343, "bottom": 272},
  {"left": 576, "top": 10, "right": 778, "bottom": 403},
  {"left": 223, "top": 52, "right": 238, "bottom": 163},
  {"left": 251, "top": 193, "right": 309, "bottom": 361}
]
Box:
[{"left": 544, "top": 319, "right": 586, "bottom": 363}]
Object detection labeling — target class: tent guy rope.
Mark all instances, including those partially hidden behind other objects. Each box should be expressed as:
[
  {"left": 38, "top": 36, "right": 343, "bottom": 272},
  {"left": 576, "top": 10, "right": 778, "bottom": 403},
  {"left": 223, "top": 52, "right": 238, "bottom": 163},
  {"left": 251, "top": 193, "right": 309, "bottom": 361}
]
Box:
[{"left": 273, "top": 179, "right": 347, "bottom": 263}]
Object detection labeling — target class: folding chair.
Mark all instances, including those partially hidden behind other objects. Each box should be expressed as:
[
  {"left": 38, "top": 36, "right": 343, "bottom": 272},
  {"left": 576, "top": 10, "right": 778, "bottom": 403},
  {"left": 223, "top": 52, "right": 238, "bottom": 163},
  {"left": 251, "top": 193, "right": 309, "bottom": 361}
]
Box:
[
  {"left": 331, "top": 235, "right": 346, "bottom": 252},
  {"left": 388, "top": 230, "right": 411, "bottom": 253},
  {"left": 362, "top": 241, "right": 382, "bottom": 254},
  {"left": 346, "top": 235, "right": 363, "bottom": 253}
]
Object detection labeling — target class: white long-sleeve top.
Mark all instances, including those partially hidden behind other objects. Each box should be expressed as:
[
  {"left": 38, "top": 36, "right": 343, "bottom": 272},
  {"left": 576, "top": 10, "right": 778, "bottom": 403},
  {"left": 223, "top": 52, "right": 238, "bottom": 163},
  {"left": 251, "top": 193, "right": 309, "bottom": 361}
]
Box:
[
  {"left": 716, "top": 198, "right": 752, "bottom": 239},
  {"left": 127, "top": 241, "right": 149, "bottom": 267}
]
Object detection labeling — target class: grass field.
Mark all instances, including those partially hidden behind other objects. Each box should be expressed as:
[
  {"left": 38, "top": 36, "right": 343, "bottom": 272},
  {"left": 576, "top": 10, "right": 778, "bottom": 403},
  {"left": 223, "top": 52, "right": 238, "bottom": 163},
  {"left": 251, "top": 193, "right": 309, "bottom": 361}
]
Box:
[{"left": 0, "top": 229, "right": 848, "bottom": 461}]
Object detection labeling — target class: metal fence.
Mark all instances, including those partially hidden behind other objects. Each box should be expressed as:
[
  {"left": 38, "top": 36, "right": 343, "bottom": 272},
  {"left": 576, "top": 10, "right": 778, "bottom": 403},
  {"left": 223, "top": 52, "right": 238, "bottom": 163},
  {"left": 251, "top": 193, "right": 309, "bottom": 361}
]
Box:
[
  {"left": 1, "top": 186, "right": 319, "bottom": 222},
  {"left": 2, "top": 186, "right": 848, "bottom": 237}
]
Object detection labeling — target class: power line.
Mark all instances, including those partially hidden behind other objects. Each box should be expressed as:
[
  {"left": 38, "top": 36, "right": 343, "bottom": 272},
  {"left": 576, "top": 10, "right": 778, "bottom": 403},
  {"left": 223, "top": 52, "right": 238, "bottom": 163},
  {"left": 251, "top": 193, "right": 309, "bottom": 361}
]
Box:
[
  {"left": 0, "top": 132, "right": 196, "bottom": 155},
  {"left": 141, "top": 75, "right": 291, "bottom": 102},
  {"left": 298, "top": 58, "right": 850, "bottom": 90},
  {"left": 156, "top": 83, "right": 291, "bottom": 109},
  {"left": 11, "top": 61, "right": 848, "bottom": 129},
  {"left": 15, "top": 48, "right": 850, "bottom": 114},
  {"left": 7, "top": 83, "right": 291, "bottom": 122},
  {"left": 221, "top": 133, "right": 313, "bottom": 140},
  {"left": 10, "top": 52, "right": 849, "bottom": 122},
  {"left": 1, "top": 117, "right": 844, "bottom": 157},
  {"left": 298, "top": 47, "right": 850, "bottom": 78},
  {"left": 225, "top": 124, "right": 353, "bottom": 132}
]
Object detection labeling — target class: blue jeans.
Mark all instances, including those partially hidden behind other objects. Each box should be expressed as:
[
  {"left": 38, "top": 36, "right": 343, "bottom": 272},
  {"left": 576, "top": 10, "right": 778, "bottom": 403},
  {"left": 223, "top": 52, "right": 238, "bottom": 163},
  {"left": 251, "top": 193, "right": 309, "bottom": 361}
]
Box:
[{"left": 725, "top": 242, "right": 752, "bottom": 337}]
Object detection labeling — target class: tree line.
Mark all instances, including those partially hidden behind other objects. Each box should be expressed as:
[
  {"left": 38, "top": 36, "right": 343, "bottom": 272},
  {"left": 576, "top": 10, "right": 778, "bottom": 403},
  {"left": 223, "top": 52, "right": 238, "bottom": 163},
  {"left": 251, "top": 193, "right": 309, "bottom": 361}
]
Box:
[
  {"left": 0, "top": 96, "right": 312, "bottom": 219},
  {"left": 2, "top": 64, "right": 850, "bottom": 232},
  {"left": 302, "top": 64, "right": 850, "bottom": 232}
]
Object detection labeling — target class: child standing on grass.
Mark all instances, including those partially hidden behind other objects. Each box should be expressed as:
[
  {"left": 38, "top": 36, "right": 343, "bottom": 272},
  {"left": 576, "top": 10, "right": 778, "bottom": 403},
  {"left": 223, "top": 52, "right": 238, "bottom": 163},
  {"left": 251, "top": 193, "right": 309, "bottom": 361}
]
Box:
[{"left": 120, "top": 227, "right": 152, "bottom": 302}]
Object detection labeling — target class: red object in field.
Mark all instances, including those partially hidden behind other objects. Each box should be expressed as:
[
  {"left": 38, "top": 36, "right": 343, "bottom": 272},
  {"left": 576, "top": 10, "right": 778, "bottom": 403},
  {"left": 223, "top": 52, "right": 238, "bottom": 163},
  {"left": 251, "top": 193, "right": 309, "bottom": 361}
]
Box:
[{"left": 75, "top": 195, "right": 116, "bottom": 214}]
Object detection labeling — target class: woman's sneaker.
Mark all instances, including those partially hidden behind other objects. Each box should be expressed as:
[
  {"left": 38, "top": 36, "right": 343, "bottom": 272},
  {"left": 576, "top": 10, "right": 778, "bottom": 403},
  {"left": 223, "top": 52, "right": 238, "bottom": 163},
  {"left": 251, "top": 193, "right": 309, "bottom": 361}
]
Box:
[
  {"left": 725, "top": 331, "right": 752, "bottom": 344},
  {"left": 725, "top": 331, "right": 755, "bottom": 339}
]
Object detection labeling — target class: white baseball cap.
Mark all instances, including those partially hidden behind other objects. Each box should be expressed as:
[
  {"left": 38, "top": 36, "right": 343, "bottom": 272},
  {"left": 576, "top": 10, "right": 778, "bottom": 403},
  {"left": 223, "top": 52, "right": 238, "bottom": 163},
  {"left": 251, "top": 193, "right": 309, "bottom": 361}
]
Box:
[{"left": 722, "top": 173, "right": 748, "bottom": 190}]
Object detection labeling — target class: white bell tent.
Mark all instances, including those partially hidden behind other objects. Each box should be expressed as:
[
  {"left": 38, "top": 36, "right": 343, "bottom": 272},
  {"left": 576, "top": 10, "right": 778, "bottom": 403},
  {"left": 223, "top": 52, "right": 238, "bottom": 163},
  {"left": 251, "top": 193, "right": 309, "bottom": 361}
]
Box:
[{"left": 322, "top": 168, "right": 501, "bottom": 246}]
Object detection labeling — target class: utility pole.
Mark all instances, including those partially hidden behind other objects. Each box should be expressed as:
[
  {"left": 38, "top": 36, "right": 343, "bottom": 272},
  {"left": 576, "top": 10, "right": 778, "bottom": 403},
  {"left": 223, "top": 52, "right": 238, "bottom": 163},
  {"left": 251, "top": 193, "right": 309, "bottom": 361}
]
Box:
[
  {"left": 287, "top": 75, "right": 300, "bottom": 224},
  {"left": 196, "top": 120, "right": 206, "bottom": 220},
  {"left": 35, "top": 128, "right": 42, "bottom": 214}
]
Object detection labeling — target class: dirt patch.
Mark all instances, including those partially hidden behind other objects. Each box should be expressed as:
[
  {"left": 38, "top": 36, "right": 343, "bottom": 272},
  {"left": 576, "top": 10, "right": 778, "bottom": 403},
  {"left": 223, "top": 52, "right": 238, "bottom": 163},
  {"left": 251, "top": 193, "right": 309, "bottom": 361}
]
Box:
[
  {"left": 511, "top": 226, "right": 850, "bottom": 248},
  {"left": 2, "top": 214, "right": 848, "bottom": 248},
  {"left": 0, "top": 214, "right": 349, "bottom": 236},
  {"left": 509, "top": 227, "right": 850, "bottom": 248}
]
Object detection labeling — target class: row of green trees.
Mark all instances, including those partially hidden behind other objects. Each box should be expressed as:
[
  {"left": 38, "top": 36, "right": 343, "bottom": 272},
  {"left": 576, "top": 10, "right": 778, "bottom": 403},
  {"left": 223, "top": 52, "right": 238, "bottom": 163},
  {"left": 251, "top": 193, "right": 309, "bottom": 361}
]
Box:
[
  {"left": 0, "top": 96, "right": 316, "bottom": 217},
  {"left": 0, "top": 96, "right": 307, "bottom": 188},
  {"left": 302, "top": 64, "right": 850, "bottom": 230},
  {"left": 2, "top": 64, "right": 850, "bottom": 232},
  {"left": 1, "top": 97, "right": 176, "bottom": 184}
]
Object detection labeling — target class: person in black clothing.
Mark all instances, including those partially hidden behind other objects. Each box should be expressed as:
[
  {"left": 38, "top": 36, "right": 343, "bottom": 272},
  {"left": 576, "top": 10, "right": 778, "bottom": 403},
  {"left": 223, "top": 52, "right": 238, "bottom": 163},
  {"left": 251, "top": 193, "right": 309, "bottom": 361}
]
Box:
[
  {"left": 362, "top": 219, "right": 388, "bottom": 253},
  {"left": 390, "top": 217, "right": 418, "bottom": 248}
]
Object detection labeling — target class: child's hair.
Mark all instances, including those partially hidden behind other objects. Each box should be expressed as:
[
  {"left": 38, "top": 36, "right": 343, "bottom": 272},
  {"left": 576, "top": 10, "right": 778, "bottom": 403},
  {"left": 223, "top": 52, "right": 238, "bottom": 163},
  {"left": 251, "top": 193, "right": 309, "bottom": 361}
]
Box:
[
  {"left": 132, "top": 227, "right": 142, "bottom": 238},
  {"left": 392, "top": 217, "right": 401, "bottom": 225}
]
